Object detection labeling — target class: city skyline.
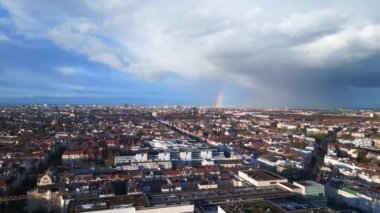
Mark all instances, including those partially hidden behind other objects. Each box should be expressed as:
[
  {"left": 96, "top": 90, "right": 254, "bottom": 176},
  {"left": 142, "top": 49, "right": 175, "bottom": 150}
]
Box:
[{"left": 1, "top": 1, "right": 380, "bottom": 108}]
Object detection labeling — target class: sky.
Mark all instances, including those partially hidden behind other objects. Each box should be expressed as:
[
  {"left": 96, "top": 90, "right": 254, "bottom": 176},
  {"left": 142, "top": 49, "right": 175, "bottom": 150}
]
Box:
[{"left": 1, "top": 0, "right": 380, "bottom": 108}]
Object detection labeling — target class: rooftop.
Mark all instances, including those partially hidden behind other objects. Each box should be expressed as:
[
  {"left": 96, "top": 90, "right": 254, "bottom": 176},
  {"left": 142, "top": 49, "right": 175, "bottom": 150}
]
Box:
[
  {"left": 67, "top": 194, "right": 148, "bottom": 213},
  {"left": 341, "top": 187, "right": 358, "bottom": 196},
  {"left": 243, "top": 169, "right": 287, "bottom": 181},
  {"left": 231, "top": 200, "right": 283, "bottom": 213},
  {"left": 147, "top": 186, "right": 291, "bottom": 205},
  {"left": 295, "top": 181, "right": 322, "bottom": 187},
  {"left": 279, "top": 182, "right": 300, "bottom": 189},
  {"left": 270, "top": 197, "right": 327, "bottom": 213}
]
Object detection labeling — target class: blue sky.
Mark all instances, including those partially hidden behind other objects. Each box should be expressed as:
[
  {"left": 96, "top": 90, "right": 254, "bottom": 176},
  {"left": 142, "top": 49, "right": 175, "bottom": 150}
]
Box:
[
  {"left": 0, "top": 40, "right": 232, "bottom": 105},
  {"left": 1, "top": 1, "right": 380, "bottom": 108}
]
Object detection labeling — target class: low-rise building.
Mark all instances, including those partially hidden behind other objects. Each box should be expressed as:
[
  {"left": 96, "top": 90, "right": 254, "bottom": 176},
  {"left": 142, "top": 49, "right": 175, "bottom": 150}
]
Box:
[
  {"left": 293, "top": 181, "right": 324, "bottom": 197},
  {"left": 238, "top": 169, "right": 287, "bottom": 187}
]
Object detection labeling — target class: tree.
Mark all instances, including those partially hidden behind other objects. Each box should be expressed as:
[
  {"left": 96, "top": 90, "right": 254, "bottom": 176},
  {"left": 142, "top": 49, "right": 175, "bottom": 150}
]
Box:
[{"left": 357, "top": 150, "right": 369, "bottom": 163}]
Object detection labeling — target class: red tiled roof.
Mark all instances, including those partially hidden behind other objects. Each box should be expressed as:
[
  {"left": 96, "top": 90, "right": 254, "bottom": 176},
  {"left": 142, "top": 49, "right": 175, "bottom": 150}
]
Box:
[{"left": 63, "top": 149, "right": 85, "bottom": 156}]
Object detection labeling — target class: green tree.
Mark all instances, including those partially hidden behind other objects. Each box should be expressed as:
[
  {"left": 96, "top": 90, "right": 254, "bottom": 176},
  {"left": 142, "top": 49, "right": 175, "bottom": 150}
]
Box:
[{"left": 357, "top": 150, "right": 369, "bottom": 163}]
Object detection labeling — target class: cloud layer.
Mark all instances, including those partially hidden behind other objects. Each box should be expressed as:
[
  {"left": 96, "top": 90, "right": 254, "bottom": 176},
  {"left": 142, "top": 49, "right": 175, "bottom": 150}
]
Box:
[{"left": 1, "top": 0, "right": 380, "bottom": 107}]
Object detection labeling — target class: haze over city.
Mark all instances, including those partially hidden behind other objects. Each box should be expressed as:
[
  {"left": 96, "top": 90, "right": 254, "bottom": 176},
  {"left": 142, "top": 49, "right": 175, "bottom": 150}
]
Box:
[{"left": 1, "top": 0, "right": 380, "bottom": 108}]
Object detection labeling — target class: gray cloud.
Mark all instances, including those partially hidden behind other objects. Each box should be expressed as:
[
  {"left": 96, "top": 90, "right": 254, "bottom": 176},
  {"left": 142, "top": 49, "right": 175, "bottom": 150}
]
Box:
[{"left": 1, "top": 0, "right": 380, "bottom": 107}]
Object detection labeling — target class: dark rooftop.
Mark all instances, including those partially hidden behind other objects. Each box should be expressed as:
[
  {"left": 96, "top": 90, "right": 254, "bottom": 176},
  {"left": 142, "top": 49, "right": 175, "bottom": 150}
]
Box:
[
  {"left": 67, "top": 194, "right": 148, "bottom": 213},
  {"left": 295, "top": 181, "right": 321, "bottom": 187},
  {"left": 147, "top": 186, "right": 291, "bottom": 205},
  {"left": 244, "top": 169, "right": 286, "bottom": 181},
  {"left": 279, "top": 182, "right": 300, "bottom": 189}
]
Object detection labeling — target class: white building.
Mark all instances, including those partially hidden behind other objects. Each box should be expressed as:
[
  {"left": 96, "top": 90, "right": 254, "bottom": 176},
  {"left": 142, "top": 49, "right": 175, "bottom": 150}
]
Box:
[
  {"left": 179, "top": 151, "right": 192, "bottom": 160},
  {"left": 114, "top": 153, "right": 148, "bottom": 165},
  {"left": 238, "top": 170, "right": 287, "bottom": 187},
  {"left": 200, "top": 150, "right": 213, "bottom": 159},
  {"left": 293, "top": 181, "right": 325, "bottom": 197},
  {"left": 353, "top": 138, "right": 372, "bottom": 147}
]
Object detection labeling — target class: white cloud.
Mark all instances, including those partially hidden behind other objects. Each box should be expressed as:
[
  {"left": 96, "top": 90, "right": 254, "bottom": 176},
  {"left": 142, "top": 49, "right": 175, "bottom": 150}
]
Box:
[
  {"left": 56, "top": 66, "right": 81, "bottom": 76},
  {"left": 262, "top": 9, "right": 346, "bottom": 38},
  {"left": 293, "top": 25, "right": 380, "bottom": 67},
  {"left": 2, "top": 0, "right": 380, "bottom": 106}
]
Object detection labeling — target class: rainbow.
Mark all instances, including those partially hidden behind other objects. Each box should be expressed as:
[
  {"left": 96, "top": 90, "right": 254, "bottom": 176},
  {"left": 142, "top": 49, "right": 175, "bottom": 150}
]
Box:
[{"left": 214, "top": 87, "right": 224, "bottom": 108}]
